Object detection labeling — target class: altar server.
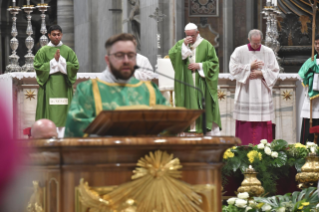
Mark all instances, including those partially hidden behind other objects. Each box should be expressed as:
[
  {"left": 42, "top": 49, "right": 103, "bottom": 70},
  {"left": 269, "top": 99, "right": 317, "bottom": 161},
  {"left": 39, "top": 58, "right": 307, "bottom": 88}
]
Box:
[
  {"left": 168, "top": 22, "right": 221, "bottom": 135},
  {"left": 229, "top": 29, "right": 279, "bottom": 145},
  {"left": 299, "top": 34, "right": 319, "bottom": 144},
  {"left": 64, "top": 33, "right": 168, "bottom": 137},
  {"left": 34, "top": 25, "right": 79, "bottom": 138}
]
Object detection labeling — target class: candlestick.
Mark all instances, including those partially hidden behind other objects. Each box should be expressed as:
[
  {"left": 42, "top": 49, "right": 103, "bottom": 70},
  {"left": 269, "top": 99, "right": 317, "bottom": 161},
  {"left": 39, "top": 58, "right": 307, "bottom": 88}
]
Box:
[
  {"left": 22, "top": 4, "right": 35, "bottom": 72},
  {"left": 36, "top": 3, "right": 49, "bottom": 46},
  {"left": 6, "top": 5, "right": 22, "bottom": 73}
]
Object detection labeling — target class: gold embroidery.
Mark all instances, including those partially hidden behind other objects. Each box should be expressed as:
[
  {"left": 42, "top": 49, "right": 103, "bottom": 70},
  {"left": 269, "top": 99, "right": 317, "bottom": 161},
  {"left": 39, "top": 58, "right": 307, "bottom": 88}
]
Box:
[
  {"left": 144, "top": 81, "right": 156, "bottom": 106},
  {"left": 91, "top": 79, "right": 103, "bottom": 116},
  {"left": 97, "top": 79, "right": 144, "bottom": 87}
]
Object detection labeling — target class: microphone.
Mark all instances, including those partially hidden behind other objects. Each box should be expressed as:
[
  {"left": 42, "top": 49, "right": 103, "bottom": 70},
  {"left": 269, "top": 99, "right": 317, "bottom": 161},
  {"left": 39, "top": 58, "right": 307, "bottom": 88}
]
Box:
[{"left": 134, "top": 65, "right": 207, "bottom": 135}]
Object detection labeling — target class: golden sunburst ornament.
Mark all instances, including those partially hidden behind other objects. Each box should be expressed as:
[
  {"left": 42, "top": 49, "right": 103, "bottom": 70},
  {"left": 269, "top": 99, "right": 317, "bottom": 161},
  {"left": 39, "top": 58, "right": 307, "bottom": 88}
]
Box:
[
  {"left": 218, "top": 90, "right": 226, "bottom": 100},
  {"left": 282, "top": 90, "right": 292, "bottom": 101},
  {"left": 25, "top": 90, "right": 36, "bottom": 101},
  {"left": 78, "top": 150, "right": 203, "bottom": 212}
]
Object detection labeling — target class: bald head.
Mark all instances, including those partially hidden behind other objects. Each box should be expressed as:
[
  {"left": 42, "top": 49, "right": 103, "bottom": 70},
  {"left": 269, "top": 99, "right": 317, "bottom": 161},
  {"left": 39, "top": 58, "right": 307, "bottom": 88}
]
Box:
[{"left": 31, "top": 119, "right": 57, "bottom": 139}]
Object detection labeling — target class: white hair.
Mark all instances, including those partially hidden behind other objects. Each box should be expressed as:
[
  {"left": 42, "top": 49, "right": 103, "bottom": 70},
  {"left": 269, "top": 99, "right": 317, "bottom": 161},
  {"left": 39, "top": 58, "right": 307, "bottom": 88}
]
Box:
[
  {"left": 248, "top": 29, "right": 263, "bottom": 40},
  {"left": 184, "top": 23, "right": 198, "bottom": 31}
]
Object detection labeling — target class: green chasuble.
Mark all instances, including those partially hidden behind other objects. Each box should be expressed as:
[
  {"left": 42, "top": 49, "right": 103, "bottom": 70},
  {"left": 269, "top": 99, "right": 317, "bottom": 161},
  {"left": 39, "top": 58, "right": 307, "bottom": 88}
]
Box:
[
  {"left": 34, "top": 45, "right": 79, "bottom": 127},
  {"left": 298, "top": 54, "right": 319, "bottom": 99},
  {"left": 64, "top": 77, "right": 169, "bottom": 137},
  {"left": 169, "top": 39, "right": 221, "bottom": 133}
]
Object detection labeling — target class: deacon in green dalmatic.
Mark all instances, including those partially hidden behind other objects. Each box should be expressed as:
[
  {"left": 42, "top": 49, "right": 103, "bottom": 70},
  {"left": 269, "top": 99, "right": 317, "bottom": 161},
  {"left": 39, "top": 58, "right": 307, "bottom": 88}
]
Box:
[
  {"left": 64, "top": 33, "right": 168, "bottom": 137},
  {"left": 169, "top": 23, "right": 221, "bottom": 135},
  {"left": 34, "top": 25, "right": 79, "bottom": 138}
]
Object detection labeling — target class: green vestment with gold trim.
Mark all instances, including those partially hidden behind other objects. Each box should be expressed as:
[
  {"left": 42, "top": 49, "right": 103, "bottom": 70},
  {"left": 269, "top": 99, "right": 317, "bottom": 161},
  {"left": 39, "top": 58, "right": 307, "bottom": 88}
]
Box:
[
  {"left": 168, "top": 39, "right": 221, "bottom": 133},
  {"left": 64, "top": 78, "right": 169, "bottom": 137}
]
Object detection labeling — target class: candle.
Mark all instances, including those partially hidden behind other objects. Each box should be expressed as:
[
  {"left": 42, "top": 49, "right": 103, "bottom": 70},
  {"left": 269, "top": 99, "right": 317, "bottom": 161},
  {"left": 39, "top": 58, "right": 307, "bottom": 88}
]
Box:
[
  {"left": 41, "top": 0, "right": 44, "bottom": 3},
  {"left": 12, "top": 0, "right": 16, "bottom": 7},
  {"left": 274, "top": 0, "right": 277, "bottom": 6},
  {"left": 27, "top": 0, "right": 30, "bottom": 5}
]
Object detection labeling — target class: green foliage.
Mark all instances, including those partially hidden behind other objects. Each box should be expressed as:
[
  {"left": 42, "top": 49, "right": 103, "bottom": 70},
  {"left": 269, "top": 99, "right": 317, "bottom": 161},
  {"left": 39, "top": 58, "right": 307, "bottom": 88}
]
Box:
[
  {"left": 222, "top": 205, "right": 245, "bottom": 212},
  {"left": 271, "top": 139, "right": 289, "bottom": 151},
  {"left": 222, "top": 140, "right": 315, "bottom": 196},
  {"left": 223, "top": 188, "right": 319, "bottom": 212}
]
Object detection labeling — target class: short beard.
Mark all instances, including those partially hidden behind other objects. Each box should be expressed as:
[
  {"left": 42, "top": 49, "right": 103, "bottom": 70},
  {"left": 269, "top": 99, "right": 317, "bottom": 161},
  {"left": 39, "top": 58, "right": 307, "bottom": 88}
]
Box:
[{"left": 109, "top": 61, "right": 135, "bottom": 80}]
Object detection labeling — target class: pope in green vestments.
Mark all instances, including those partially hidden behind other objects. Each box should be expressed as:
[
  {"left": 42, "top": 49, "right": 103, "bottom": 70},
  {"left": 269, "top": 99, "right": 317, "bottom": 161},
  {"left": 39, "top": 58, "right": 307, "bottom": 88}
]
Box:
[
  {"left": 64, "top": 33, "right": 168, "bottom": 137},
  {"left": 169, "top": 23, "right": 221, "bottom": 134},
  {"left": 34, "top": 25, "right": 79, "bottom": 127}
]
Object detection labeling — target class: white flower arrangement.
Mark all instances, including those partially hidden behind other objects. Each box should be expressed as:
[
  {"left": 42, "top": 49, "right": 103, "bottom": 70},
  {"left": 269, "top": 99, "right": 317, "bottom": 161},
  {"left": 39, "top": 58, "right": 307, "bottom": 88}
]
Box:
[
  {"left": 257, "top": 143, "right": 265, "bottom": 149},
  {"left": 264, "top": 146, "right": 272, "bottom": 155},
  {"left": 227, "top": 197, "right": 237, "bottom": 205},
  {"left": 271, "top": 151, "right": 278, "bottom": 158},
  {"left": 260, "top": 139, "right": 268, "bottom": 144},
  {"left": 237, "top": 192, "right": 249, "bottom": 199},
  {"left": 235, "top": 199, "right": 248, "bottom": 208},
  {"left": 306, "top": 141, "right": 318, "bottom": 153},
  {"left": 245, "top": 206, "right": 252, "bottom": 212},
  {"left": 261, "top": 204, "right": 272, "bottom": 211},
  {"left": 248, "top": 200, "right": 255, "bottom": 205},
  {"left": 276, "top": 207, "right": 285, "bottom": 212}
]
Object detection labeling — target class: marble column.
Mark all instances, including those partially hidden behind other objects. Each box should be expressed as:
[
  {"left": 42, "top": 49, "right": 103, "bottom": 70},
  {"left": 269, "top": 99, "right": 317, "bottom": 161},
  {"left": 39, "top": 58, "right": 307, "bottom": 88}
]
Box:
[
  {"left": 223, "top": 0, "right": 233, "bottom": 73},
  {"left": 174, "top": 0, "right": 185, "bottom": 43},
  {"left": 74, "top": 0, "right": 122, "bottom": 72},
  {"left": 246, "top": 0, "right": 254, "bottom": 35},
  {"left": 140, "top": 0, "right": 159, "bottom": 67},
  {"left": 57, "top": 0, "right": 75, "bottom": 49}
]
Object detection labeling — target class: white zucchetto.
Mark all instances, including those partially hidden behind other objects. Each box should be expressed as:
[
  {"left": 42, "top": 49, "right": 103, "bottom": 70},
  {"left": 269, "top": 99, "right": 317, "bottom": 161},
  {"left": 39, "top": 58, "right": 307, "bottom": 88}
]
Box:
[{"left": 184, "top": 23, "right": 198, "bottom": 31}]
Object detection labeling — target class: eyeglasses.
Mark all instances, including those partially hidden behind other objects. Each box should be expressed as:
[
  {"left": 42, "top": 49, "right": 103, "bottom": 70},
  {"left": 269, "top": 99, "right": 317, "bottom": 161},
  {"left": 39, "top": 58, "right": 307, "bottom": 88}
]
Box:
[{"left": 109, "top": 52, "right": 137, "bottom": 60}]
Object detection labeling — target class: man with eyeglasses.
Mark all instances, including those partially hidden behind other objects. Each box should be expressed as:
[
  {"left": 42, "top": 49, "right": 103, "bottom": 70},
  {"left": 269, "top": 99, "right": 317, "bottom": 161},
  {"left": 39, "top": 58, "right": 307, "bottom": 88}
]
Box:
[
  {"left": 168, "top": 23, "right": 221, "bottom": 135},
  {"left": 229, "top": 29, "right": 279, "bottom": 145},
  {"left": 34, "top": 25, "right": 79, "bottom": 138},
  {"left": 64, "top": 33, "right": 168, "bottom": 137}
]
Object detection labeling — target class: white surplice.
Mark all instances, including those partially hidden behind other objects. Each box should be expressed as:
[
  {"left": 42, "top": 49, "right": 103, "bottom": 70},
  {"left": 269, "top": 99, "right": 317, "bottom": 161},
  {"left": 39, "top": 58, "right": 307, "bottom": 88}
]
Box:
[{"left": 229, "top": 45, "right": 279, "bottom": 122}]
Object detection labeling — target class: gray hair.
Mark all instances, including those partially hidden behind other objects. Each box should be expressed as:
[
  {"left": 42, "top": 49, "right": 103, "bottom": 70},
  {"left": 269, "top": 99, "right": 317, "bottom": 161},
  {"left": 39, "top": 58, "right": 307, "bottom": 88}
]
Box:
[{"left": 248, "top": 29, "right": 263, "bottom": 40}]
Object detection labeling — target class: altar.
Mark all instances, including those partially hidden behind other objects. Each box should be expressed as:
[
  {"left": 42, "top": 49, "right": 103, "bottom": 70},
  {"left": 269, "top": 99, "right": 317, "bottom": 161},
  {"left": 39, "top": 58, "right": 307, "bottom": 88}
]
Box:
[
  {"left": 0, "top": 72, "right": 303, "bottom": 142},
  {"left": 157, "top": 59, "right": 303, "bottom": 143}
]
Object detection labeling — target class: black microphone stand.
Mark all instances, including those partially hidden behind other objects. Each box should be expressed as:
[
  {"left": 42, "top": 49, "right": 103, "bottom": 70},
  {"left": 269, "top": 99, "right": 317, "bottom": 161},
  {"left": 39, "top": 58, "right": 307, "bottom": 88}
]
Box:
[{"left": 135, "top": 65, "right": 206, "bottom": 135}]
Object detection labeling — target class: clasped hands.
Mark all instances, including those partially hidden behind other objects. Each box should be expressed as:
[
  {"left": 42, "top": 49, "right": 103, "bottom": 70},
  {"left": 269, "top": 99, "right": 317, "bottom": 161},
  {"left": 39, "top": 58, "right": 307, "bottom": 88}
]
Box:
[
  {"left": 54, "top": 49, "right": 60, "bottom": 62},
  {"left": 250, "top": 59, "right": 264, "bottom": 79},
  {"left": 188, "top": 63, "right": 200, "bottom": 72}
]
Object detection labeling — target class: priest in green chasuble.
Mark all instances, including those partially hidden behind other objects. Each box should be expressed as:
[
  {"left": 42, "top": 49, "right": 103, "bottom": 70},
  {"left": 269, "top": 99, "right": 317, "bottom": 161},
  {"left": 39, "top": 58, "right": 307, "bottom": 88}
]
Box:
[
  {"left": 169, "top": 23, "right": 221, "bottom": 135},
  {"left": 33, "top": 25, "right": 79, "bottom": 138},
  {"left": 64, "top": 33, "right": 168, "bottom": 137}
]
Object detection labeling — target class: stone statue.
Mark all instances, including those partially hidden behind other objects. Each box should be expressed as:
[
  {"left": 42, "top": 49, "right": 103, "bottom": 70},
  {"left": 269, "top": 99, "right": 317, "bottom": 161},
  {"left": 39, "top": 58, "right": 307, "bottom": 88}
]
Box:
[{"left": 124, "top": 0, "right": 140, "bottom": 50}]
